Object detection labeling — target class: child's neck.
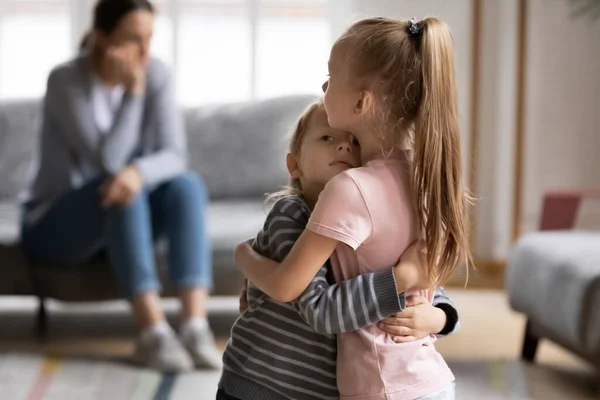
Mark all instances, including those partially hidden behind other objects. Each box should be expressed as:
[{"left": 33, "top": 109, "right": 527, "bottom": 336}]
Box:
[
  {"left": 360, "top": 135, "right": 407, "bottom": 162},
  {"left": 301, "top": 185, "right": 322, "bottom": 211}
]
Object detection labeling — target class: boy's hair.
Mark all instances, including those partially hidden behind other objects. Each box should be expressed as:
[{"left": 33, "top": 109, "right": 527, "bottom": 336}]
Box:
[
  {"left": 336, "top": 17, "right": 472, "bottom": 285},
  {"left": 266, "top": 101, "right": 323, "bottom": 203}
]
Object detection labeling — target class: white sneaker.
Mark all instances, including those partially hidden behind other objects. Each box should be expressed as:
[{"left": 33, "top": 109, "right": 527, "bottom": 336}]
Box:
[
  {"left": 181, "top": 325, "right": 223, "bottom": 370},
  {"left": 132, "top": 330, "right": 194, "bottom": 372}
]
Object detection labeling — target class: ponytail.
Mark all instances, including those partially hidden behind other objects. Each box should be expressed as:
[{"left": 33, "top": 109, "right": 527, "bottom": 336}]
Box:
[
  {"left": 412, "top": 18, "right": 472, "bottom": 284},
  {"left": 336, "top": 17, "right": 473, "bottom": 285}
]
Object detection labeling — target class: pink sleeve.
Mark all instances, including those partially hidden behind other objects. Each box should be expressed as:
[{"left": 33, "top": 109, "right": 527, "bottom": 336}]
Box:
[{"left": 307, "top": 172, "right": 372, "bottom": 250}]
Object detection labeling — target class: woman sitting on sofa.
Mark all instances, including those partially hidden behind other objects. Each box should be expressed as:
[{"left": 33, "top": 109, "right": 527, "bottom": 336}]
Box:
[{"left": 20, "top": 0, "right": 221, "bottom": 372}]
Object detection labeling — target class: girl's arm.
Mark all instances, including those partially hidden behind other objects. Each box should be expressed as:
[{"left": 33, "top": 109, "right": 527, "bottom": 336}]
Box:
[
  {"left": 235, "top": 173, "right": 360, "bottom": 302},
  {"left": 235, "top": 229, "right": 339, "bottom": 303}
]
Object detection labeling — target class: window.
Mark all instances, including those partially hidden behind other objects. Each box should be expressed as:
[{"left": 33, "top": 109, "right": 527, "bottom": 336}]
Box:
[
  {"left": 256, "top": 1, "right": 330, "bottom": 98},
  {"left": 0, "top": 0, "right": 71, "bottom": 99},
  {"left": 0, "top": 0, "right": 332, "bottom": 104},
  {"left": 176, "top": 1, "right": 252, "bottom": 105}
]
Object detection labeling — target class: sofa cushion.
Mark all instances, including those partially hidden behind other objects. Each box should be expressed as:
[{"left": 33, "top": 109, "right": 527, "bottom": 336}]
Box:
[
  {"left": 0, "top": 199, "right": 267, "bottom": 298},
  {"left": 185, "top": 95, "right": 317, "bottom": 199},
  {"left": 507, "top": 231, "right": 600, "bottom": 355},
  {"left": 0, "top": 202, "right": 19, "bottom": 244},
  {"left": 0, "top": 100, "right": 40, "bottom": 201},
  {"left": 206, "top": 199, "right": 269, "bottom": 296}
]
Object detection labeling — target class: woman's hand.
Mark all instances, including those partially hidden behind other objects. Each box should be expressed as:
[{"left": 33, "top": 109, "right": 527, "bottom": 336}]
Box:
[
  {"left": 100, "top": 165, "right": 144, "bottom": 208},
  {"left": 104, "top": 44, "right": 146, "bottom": 94},
  {"left": 378, "top": 295, "right": 446, "bottom": 343},
  {"left": 393, "top": 240, "right": 433, "bottom": 293}
]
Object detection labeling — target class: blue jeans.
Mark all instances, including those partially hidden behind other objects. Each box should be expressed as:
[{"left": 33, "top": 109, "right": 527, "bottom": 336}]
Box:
[{"left": 21, "top": 172, "right": 212, "bottom": 298}]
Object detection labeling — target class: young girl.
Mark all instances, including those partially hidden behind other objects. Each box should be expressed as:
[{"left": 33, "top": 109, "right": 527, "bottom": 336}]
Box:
[
  {"left": 234, "top": 17, "right": 470, "bottom": 400},
  {"left": 218, "top": 101, "right": 461, "bottom": 400}
]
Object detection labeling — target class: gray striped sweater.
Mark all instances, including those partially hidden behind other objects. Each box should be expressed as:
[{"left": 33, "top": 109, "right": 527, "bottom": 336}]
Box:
[{"left": 219, "top": 196, "right": 460, "bottom": 400}]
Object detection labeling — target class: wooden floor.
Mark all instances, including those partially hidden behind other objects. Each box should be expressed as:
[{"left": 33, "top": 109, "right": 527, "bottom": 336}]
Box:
[{"left": 0, "top": 289, "right": 597, "bottom": 398}]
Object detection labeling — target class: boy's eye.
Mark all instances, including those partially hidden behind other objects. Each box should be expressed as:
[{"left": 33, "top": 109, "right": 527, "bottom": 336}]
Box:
[{"left": 321, "top": 135, "right": 334, "bottom": 142}]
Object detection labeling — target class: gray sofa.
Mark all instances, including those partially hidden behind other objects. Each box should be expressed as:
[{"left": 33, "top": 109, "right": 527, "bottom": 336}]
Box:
[
  {"left": 0, "top": 95, "right": 317, "bottom": 329},
  {"left": 507, "top": 190, "right": 600, "bottom": 370}
]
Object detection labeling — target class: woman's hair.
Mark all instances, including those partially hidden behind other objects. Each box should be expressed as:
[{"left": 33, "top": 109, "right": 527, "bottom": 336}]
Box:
[
  {"left": 335, "top": 17, "right": 472, "bottom": 285},
  {"left": 266, "top": 101, "right": 323, "bottom": 203},
  {"left": 80, "top": 0, "right": 154, "bottom": 51}
]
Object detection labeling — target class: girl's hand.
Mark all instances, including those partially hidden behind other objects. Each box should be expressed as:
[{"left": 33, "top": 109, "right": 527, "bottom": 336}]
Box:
[
  {"left": 100, "top": 165, "right": 144, "bottom": 208},
  {"left": 378, "top": 295, "right": 446, "bottom": 343},
  {"left": 393, "top": 240, "right": 433, "bottom": 292}
]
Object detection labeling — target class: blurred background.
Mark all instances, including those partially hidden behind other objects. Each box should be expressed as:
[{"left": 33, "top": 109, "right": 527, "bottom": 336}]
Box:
[{"left": 0, "top": 0, "right": 599, "bottom": 399}]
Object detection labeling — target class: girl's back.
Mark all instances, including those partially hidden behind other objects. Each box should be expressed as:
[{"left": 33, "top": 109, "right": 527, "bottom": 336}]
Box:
[{"left": 307, "top": 155, "right": 454, "bottom": 400}]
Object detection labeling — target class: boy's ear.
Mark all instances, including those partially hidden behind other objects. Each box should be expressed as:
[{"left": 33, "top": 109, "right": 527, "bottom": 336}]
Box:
[
  {"left": 286, "top": 153, "right": 302, "bottom": 179},
  {"left": 355, "top": 90, "right": 373, "bottom": 116}
]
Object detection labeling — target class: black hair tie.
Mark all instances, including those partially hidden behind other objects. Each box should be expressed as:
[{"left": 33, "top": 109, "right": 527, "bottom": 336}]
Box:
[{"left": 408, "top": 18, "right": 422, "bottom": 36}]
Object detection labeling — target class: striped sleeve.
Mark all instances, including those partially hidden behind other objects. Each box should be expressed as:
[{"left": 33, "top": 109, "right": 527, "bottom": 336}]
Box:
[
  {"left": 254, "top": 197, "right": 309, "bottom": 263},
  {"left": 432, "top": 287, "right": 461, "bottom": 336},
  {"left": 295, "top": 266, "right": 404, "bottom": 335}
]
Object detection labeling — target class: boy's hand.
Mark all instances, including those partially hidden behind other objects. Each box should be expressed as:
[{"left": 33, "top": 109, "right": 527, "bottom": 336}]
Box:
[{"left": 378, "top": 295, "right": 446, "bottom": 343}]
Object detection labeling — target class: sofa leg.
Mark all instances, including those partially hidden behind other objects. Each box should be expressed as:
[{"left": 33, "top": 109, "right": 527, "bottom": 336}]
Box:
[
  {"left": 35, "top": 297, "right": 48, "bottom": 339},
  {"left": 522, "top": 320, "right": 539, "bottom": 362}
]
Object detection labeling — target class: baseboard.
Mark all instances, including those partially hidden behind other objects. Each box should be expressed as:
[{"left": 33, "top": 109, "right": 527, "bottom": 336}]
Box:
[{"left": 446, "top": 259, "right": 506, "bottom": 289}]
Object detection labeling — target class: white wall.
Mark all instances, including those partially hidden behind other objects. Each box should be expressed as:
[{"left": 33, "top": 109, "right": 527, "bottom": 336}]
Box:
[
  {"left": 521, "top": 0, "right": 600, "bottom": 234},
  {"left": 71, "top": 0, "right": 95, "bottom": 53},
  {"left": 475, "top": 0, "right": 519, "bottom": 259}
]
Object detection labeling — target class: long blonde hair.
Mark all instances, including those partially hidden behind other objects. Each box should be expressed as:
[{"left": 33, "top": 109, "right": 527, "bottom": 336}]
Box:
[
  {"left": 336, "top": 17, "right": 472, "bottom": 285},
  {"left": 266, "top": 101, "right": 323, "bottom": 203}
]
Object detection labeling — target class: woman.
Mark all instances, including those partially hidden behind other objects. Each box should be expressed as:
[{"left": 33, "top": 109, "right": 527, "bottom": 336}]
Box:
[{"left": 21, "top": 0, "right": 221, "bottom": 372}]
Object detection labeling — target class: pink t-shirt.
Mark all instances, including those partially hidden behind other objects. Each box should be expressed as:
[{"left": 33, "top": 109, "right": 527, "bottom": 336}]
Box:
[{"left": 307, "top": 157, "right": 454, "bottom": 400}]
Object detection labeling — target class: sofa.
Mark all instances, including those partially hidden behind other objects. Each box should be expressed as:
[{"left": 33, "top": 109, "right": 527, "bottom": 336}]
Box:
[
  {"left": 0, "top": 94, "right": 317, "bottom": 333},
  {"left": 506, "top": 189, "right": 600, "bottom": 370}
]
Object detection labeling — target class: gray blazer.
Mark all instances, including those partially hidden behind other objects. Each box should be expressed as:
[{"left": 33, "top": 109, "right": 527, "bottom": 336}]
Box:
[{"left": 25, "top": 55, "right": 187, "bottom": 221}]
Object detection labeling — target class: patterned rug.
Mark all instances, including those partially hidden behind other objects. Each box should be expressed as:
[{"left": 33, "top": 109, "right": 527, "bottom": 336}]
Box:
[{"left": 0, "top": 354, "right": 595, "bottom": 400}]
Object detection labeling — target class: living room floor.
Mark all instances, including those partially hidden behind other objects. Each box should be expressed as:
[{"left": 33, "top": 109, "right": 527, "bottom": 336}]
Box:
[{"left": 0, "top": 289, "right": 597, "bottom": 399}]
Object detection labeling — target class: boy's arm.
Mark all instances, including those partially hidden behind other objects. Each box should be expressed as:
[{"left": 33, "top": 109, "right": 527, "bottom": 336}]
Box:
[
  {"left": 432, "top": 287, "right": 461, "bottom": 336},
  {"left": 294, "top": 264, "right": 405, "bottom": 334}
]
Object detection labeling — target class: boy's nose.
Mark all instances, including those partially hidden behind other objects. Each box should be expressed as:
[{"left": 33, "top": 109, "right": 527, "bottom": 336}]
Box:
[
  {"left": 322, "top": 80, "right": 328, "bottom": 93},
  {"left": 337, "top": 142, "right": 351, "bottom": 153}
]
